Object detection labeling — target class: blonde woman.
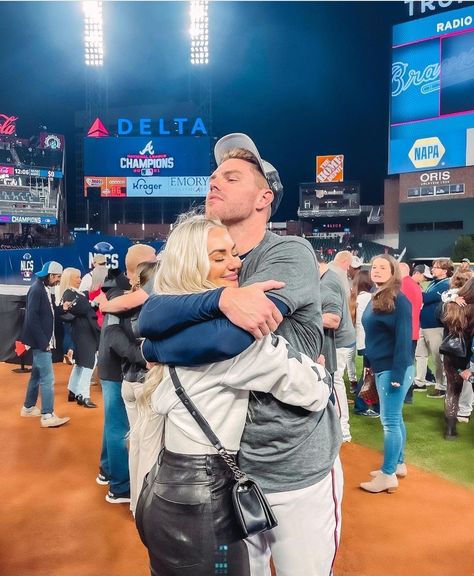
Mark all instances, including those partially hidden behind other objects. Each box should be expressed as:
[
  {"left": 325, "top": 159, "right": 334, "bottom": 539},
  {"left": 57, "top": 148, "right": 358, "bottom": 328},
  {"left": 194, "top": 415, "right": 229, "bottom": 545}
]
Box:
[
  {"left": 60, "top": 267, "right": 100, "bottom": 408},
  {"left": 134, "top": 215, "right": 333, "bottom": 576}
]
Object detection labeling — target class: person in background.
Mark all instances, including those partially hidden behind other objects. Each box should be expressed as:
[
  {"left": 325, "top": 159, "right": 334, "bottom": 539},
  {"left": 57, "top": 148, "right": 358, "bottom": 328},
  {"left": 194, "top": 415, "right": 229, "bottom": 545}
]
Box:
[
  {"left": 88, "top": 265, "right": 109, "bottom": 329},
  {"left": 346, "top": 256, "right": 363, "bottom": 390},
  {"left": 350, "top": 270, "right": 379, "bottom": 417},
  {"left": 415, "top": 259, "right": 454, "bottom": 398},
  {"left": 60, "top": 267, "right": 100, "bottom": 408},
  {"left": 100, "top": 244, "right": 158, "bottom": 514},
  {"left": 458, "top": 258, "right": 472, "bottom": 274},
  {"left": 317, "top": 253, "right": 355, "bottom": 441},
  {"left": 441, "top": 276, "right": 474, "bottom": 439},
  {"left": 20, "top": 261, "right": 70, "bottom": 428},
  {"left": 80, "top": 253, "right": 107, "bottom": 292},
  {"left": 328, "top": 250, "right": 352, "bottom": 295},
  {"left": 96, "top": 266, "right": 149, "bottom": 504},
  {"left": 360, "top": 255, "right": 413, "bottom": 493},
  {"left": 399, "top": 262, "right": 423, "bottom": 404}
]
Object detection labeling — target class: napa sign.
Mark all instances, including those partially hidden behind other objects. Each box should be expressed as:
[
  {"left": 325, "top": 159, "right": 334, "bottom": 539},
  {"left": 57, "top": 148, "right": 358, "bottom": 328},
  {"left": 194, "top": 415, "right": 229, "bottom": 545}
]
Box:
[
  {"left": 117, "top": 117, "right": 207, "bottom": 136},
  {"left": 409, "top": 137, "right": 445, "bottom": 168}
]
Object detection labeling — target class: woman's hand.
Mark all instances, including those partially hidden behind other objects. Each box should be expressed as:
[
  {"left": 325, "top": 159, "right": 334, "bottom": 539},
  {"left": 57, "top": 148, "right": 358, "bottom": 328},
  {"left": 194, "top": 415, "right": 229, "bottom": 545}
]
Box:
[
  {"left": 63, "top": 301, "right": 73, "bottom": 311},
  {"left": 454, "top": 295, "right": 466, "bottom": 307},
  {"left": 459, "top": 369, "right": 472, "bottom": 381}
]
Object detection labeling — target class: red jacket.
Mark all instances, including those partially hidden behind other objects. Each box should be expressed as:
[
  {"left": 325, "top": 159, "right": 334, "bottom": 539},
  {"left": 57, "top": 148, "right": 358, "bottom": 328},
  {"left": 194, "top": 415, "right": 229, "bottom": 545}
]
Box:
[{"left": 401, "top": 276, "right": 422, "bottom": 341}]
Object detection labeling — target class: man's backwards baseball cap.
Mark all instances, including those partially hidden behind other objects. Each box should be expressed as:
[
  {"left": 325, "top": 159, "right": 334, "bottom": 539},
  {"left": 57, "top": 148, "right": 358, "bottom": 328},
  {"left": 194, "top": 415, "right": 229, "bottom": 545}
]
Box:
[
  {"left": 214, "top": 133, "right": 284, "bottom": 216},
  {"left": 413, "top": 264, "right": 433, "bottom": 279},
  {"left": 36, "top": 261, "right": 63, "bottom": 278}
]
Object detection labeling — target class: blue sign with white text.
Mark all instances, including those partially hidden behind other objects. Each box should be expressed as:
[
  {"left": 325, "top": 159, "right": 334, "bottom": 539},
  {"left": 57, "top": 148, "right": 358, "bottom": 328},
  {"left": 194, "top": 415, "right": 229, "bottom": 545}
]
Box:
[
  {"left": 389, "top": 4, "right": 474, "bottom": 174},
  {"left": 84, "top": 137, "right": 210, "bottom": 178}
]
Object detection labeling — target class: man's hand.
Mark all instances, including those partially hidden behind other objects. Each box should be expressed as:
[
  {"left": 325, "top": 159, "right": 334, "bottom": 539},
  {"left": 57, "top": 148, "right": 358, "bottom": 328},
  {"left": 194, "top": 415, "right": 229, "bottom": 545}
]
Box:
[
  {"left": 459, "top": 369, "right": 472, "bottom": 381},
  {"left": 316, "top": 354, "right": 325, "bottom": 367},
  {"left": 219, "top": 281, "right": 285, "bottom": 339}
]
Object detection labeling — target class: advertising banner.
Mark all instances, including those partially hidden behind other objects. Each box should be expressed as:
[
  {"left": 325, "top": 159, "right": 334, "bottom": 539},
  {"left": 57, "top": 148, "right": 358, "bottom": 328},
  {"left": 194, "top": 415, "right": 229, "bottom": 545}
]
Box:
[
  {"left": 389, "top": 5, "right": 474, "bottom": 174},
  {"left": 316, "top": 155, "right": 344, "bottom": 183},
  {"left": 84, "top": 136, "right": 210, "bottom": 178}
]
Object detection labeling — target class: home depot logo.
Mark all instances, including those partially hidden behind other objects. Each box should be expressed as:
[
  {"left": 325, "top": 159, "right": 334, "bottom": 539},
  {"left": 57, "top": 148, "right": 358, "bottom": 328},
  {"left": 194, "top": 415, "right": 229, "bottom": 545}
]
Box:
[
  {"left": 316, "top": 155, "right": 344, "bottom": 183},
  {"left": 409, "top": 137, "right": 445, "bottom": 168}
]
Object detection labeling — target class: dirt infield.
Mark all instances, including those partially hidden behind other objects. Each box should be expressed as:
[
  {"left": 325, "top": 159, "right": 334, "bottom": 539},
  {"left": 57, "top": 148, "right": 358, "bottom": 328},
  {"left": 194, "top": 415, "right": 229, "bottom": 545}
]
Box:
[{"left": 1, "top": 362, "right": 473, "bottom": 576}]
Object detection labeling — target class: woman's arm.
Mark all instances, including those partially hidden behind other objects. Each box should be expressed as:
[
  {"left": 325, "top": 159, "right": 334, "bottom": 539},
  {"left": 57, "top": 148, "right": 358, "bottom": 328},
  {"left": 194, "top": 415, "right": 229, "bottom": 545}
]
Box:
[
  {"left": 100, "top": 289, "right": 148, "bottom": 313},
  {"left": 392, "top": 295, "right": 413, "bottom": 385},
  {"left": 221, "top": 335, "right": 331, "bottom": 413}
]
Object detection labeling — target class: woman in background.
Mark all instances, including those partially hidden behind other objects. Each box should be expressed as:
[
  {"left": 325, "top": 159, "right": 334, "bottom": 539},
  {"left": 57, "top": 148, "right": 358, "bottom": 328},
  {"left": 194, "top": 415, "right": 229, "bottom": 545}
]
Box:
[
  {"left": 349, "top": 270, "right": 378, "bottom": 417},
  {"left": 360, "top": 255, "right": 413, "bottom": 493},
  {"left": 441, "top": 277, "right": 474, "bottom": 439},
  {"left": 61, "top": 267, "right": 100, "bottom": 408}
]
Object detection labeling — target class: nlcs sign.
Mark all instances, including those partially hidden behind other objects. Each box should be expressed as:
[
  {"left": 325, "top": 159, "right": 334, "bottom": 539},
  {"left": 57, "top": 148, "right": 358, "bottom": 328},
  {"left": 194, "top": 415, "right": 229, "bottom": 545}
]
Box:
[{"left": 409, "top": 137, "right": 445, "bottom": 168}]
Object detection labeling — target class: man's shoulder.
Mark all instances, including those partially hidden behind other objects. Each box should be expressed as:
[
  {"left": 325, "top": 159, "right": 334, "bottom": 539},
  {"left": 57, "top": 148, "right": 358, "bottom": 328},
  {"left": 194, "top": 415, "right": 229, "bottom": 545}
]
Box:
[{"left": 262, "top": 231, "right": 315, "bottom": 251}]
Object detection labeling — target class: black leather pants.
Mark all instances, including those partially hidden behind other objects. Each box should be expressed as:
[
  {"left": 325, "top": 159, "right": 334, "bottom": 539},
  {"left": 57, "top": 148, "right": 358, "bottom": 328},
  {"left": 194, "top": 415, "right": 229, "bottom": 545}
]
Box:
[{"left": 135, "top": 449, "right": 250, "bottom": 576}]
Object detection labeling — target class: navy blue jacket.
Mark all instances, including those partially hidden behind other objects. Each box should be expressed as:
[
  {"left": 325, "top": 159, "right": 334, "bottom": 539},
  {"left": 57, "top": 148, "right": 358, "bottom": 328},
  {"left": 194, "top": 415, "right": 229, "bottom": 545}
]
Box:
[
  {"left": 362, "top": 292, "right": 413, "bottom": 384},
  {"left": 21, "top": 279, "right": 57, "bottom": 351},
  {"left": 420, "top": 278, "right": 450, "bottom": 329},
  {"left": 139, "top": 290, "right": 288, "bottom": 366}
]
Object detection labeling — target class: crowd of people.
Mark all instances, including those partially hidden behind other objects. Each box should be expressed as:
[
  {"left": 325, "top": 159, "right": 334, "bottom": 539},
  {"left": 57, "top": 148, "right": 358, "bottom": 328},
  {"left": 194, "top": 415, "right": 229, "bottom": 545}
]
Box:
[{"left": 17, "top": 133, "right": 474, "bottom": 576}]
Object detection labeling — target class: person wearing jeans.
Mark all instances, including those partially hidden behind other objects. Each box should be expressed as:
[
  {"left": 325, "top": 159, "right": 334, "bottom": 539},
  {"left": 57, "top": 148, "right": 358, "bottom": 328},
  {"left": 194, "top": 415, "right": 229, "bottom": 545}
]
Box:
[
  {"left": 374, "top": 366, "right": 414, "bottom": 475},
  {"left": 100, "top": 379, "right": 131, "bottom": 498},
  {"left": 20, "top": 261, "right": 70, "bottom": 428},
  {"left": 24, "top": 349, "right": 55, "bottom": 416},
  {"left": 360, "top": 255, "right": 413, "bottom": 494}
]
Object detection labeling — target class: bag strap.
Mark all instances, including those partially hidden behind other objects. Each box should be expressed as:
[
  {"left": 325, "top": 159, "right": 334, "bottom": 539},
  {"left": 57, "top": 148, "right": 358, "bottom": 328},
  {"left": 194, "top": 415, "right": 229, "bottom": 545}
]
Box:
[{"left": 168, "top": 366, "right": 247, "bottom": 481}]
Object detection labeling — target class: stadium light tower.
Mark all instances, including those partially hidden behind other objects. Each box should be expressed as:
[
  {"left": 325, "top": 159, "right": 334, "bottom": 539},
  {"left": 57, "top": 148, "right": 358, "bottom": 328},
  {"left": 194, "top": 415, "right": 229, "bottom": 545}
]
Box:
[
  {"left": 83, "top": 1, "right": 104, "bottom": 66},
  {"left": 190, "top": 1, "right": 209, "bottom": 65}
]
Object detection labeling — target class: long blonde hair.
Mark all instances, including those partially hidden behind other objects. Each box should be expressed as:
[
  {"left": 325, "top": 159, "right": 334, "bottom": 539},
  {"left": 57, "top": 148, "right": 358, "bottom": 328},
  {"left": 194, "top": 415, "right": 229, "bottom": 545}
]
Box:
[
  {"left": 139, "top": 214, "right": 228, "bottom": 416},
  {"left": 58, "top": 267, "right": 81, "bottom": 301}
]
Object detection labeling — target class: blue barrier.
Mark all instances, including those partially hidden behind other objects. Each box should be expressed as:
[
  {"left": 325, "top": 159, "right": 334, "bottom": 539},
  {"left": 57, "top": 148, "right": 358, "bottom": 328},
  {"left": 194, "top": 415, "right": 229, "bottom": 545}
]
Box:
[{"left": 0, "top": 234, "right": 165, "bottom": 285}]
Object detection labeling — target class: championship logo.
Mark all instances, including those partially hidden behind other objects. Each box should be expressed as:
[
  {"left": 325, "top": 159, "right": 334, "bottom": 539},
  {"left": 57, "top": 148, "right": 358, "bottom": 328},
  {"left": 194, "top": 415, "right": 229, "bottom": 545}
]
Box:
[{"left": 20, "top": 253, "right": 34, "bottom": 282}]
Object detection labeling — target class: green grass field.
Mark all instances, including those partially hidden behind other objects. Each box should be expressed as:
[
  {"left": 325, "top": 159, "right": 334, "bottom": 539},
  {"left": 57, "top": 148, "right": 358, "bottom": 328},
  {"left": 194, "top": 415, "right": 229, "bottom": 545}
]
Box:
[{"left": 348, "top": 364, "right": 474, "bottom": 489}]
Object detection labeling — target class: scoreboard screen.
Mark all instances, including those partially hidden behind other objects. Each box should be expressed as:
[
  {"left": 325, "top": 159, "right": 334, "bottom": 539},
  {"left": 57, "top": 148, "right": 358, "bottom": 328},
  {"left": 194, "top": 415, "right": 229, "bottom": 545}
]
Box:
[{"left": 389, "top": 5, "right": 474, "bottom": 174}]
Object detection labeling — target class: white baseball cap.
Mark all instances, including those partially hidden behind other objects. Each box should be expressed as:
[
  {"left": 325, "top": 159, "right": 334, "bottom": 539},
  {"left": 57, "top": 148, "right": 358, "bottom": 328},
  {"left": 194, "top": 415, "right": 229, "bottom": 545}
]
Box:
[
  {"left": 214, "top": 133, "right": 284, "bottom": 216},
  {"left": 35, "top": 261, "right": 63, "bottom": 278}
]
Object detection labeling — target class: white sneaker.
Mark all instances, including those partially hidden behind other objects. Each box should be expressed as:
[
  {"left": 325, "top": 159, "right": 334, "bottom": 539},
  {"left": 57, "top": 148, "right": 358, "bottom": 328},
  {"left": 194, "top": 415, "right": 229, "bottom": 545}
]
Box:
[
  {"left": 40, "top": 413, "right": 70, "bottom": 428},
  {"left": 20, "top": 406, "right": 41, "bottom": 417}
]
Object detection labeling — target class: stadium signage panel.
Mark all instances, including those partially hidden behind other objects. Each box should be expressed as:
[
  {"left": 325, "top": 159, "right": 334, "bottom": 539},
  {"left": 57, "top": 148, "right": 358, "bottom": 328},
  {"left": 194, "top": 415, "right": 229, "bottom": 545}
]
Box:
[
  {"left": 420, "top": 170, "right": 451, "bottom": 182},
  {"left": 126, "top": 176, "right": 209, "bottom": 197},
  {"left": 0, "top": 215, "right": 57, "bottom": 224},
  {"left": 0, "top": 114, "right": 18, "bottom": 135},
  {"left": 84, "top": 136, "right": 210, "bottom": 178},
  {"left": 316, "top": 155, "right": 344, "bottom": 183},
  {"left": 405, "top": 1, "right": 465, "bottom": 17},
  {"left": 117, "top": 117, "right": 207, "bottom": 136},
  {"left": 389, "top": 5, "right": 474, "bottom": 174},
  {"left": 11, "top": 166, "right": 63, "bottom": 178}
]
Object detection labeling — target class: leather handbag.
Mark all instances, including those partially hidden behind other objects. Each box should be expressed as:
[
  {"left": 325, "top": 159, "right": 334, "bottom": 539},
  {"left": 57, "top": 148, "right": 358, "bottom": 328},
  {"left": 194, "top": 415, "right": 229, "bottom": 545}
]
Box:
[
  {"left": 439, "top": 333, "right": 467, "bottom": 358},
  {"left": 169, "top": 367, "right": 278, "bottom": 538},
  {"left": 358, "top": 368, "right": 379, "bottom": 405}
]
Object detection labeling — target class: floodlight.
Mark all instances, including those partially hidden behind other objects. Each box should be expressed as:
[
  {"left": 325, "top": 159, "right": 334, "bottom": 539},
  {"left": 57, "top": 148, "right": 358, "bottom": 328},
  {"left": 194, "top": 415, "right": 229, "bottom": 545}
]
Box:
[
  {"left": 83, "top": 1, "right": 104, "bottom": 67},
  {"left": 190, "top": 1, "right": 209, "bottom": 65}
]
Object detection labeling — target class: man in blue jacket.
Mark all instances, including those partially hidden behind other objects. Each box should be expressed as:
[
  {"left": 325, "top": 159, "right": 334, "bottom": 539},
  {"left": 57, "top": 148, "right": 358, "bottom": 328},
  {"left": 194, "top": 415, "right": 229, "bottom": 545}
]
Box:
[
  {"left": 414, "top": 258, "right": 454, "bottom": 398},
  {"left": 20, "top": 261, "right": 70, "bottom": 428}
]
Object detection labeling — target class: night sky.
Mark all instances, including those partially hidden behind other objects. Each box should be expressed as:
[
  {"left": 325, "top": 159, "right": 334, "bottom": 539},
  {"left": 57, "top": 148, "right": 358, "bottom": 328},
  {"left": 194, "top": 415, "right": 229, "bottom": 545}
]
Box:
[{"left": 1, "top": 1, "right": 410, "bottom": 220}]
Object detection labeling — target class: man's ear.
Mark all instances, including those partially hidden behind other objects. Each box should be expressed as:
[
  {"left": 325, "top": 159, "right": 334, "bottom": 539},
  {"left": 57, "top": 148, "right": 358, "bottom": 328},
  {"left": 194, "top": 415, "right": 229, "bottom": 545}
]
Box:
[{"left": 257, "top": 187, "right": 274, "bottom": 212}]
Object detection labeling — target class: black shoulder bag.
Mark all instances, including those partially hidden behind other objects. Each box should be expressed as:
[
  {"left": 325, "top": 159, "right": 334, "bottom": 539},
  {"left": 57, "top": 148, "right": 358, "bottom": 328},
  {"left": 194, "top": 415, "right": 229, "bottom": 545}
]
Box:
[{"left": 169, "top": 366, "right": 277, "bottom": 538}]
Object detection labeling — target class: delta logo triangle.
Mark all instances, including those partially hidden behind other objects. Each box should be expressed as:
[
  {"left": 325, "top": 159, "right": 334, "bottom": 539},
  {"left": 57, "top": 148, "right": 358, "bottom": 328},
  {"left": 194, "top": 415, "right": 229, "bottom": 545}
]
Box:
[{"left": 87, "top": 118, "right": 109, "bottom": 138}]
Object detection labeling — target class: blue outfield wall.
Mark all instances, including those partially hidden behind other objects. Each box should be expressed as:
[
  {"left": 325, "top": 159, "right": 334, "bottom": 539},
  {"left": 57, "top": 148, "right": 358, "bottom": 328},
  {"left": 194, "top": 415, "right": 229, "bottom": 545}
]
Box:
[{"left": 0, "top": 234, "right": 165, "bottom": 285}]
